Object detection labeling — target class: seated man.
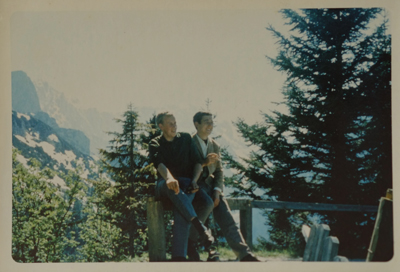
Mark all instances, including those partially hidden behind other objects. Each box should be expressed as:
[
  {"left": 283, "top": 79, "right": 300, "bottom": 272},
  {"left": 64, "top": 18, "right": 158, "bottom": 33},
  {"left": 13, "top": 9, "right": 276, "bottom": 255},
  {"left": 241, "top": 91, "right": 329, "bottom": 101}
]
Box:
[
  {"left": 149, "top": 111, "right": 215, "bottom": 261},
  {"left": 188, "top": 111, "right": 260, "bottom": 262}
]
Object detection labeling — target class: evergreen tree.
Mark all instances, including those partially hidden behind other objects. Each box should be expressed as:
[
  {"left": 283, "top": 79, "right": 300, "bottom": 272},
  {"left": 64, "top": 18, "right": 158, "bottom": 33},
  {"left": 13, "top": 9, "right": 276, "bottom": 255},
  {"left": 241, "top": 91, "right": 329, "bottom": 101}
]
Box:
[
  {"left": 224, "top": 9, "right": 391, "bottom": 257},
  {"left": 98, "top": 104, "right": 157, "bottom": 258},
  {"left": 140, "top": 114, "right": 161, "bottom": 146},
  {"left": 77, "top": 174, "right": 125, "bottom": 262}
]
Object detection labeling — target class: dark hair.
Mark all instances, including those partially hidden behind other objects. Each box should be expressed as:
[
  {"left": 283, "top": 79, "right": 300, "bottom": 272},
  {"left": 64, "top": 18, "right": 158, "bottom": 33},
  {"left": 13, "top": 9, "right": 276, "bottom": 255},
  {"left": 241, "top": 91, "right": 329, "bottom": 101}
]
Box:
[
  {"left": 156, "top": 111, "right": 174, "bottom": 125},
  {"left": 193, "top": 111, "right": 212, "bottom": 124}
]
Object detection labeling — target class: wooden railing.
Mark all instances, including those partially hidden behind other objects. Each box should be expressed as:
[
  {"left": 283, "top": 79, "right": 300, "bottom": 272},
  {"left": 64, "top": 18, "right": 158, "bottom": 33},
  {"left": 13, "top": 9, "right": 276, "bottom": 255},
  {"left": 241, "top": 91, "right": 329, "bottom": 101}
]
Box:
[
  {"left": 226, "top": 198, "right": 378, "bottom": 252},
  {"left": 147, "top": 197, "right": 379, "bottom": 262}
]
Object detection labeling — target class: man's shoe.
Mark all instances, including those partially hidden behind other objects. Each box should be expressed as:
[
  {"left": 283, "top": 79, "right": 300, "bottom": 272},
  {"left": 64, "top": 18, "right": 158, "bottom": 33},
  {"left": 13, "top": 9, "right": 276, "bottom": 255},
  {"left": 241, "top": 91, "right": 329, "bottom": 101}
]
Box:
[
  {"left": 207, "top": 247, "right": 220, "bottom": 262},
  {"left": 240, "top": 254, "right": 261, "bottom": 262},
  {"left": 187, "top": 240, "right": 201, "bottom": 261},
  {"left": 191, "top": 217, "right": 215, "bottom": 250},
  {"left": 201, "top": 228, "right": 215, "bottom": 250}
]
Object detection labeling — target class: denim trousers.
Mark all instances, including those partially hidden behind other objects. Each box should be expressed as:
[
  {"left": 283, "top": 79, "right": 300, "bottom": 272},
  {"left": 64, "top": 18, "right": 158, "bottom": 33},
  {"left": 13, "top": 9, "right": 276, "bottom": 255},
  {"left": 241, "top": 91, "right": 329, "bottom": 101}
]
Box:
[
  {"left": 190, "top": 182, "right": 252, "bottom": 260},
  {"left": 155, "top": 177, "right": 197, "bottom": 258}
]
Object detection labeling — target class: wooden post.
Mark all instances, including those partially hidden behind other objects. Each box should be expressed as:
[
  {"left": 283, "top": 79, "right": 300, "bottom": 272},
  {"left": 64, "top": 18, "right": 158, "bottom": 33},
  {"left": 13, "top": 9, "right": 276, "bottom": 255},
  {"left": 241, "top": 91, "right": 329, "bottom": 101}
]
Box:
[
  {"left": 239, "top": 200, "right": 253, "bottom": 249},
  {"left": 147, "top": 197, "right": 166, "bottom": 262},
  {"left": 321, "top": 236, "right": 339, "bottom": 261},
  {"left": 303, "top": 224, "right": 330, "bottom": 261},
  {"left": 312, "top": 224, "right": 330, "bottom": 261},
  {"left": 303, "top": 224, "right": 318, "bottom": 261},
  {"left": 366, "top": 196, "right": 393, "bottom": 261}
]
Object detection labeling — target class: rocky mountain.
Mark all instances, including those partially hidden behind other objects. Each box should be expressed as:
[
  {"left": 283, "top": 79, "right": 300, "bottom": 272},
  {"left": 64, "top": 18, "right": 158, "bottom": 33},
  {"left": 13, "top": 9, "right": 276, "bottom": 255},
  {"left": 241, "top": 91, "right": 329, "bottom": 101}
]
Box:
[
  {"left": 12, "top": 71, "right": 91, "bottom": 156},
  {"left": 12, "top": 111, "right": 96, "bottom": 186},
  {"left": 33, "top": 80, "right": 119, "bottom": 155},
  {"left": 34, "top": 111, "right": 91, "bottom": 156},
  {"left": 11, "top": 71, "right": 41, "bottom": 114}
]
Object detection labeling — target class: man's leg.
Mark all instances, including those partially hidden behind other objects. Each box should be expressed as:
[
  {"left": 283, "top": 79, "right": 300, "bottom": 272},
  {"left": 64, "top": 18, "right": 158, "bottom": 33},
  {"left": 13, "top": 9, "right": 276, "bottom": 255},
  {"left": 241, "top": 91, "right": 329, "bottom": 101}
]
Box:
[
  {"left": 187, "top": 188, "right": 215, "bottom": 261},
  {"left": 171, "top": 192, "right": 195, "bottom": 259},
  {"left": 155, "top": 178, "right": 214, "bottom": 260},
  {"left": 213, "top": 196, "right": 256, "bottom": 261},
  {"left": 155, "top": 179, "right": 197, "bottom": 222}
]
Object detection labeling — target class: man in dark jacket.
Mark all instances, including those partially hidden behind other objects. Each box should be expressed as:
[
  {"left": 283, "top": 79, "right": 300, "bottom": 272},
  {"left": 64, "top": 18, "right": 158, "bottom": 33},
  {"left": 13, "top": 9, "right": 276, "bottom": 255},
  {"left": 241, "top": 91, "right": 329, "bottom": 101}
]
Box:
[{"left": 149, "top": 111, "right": 214, "bottom": 261}]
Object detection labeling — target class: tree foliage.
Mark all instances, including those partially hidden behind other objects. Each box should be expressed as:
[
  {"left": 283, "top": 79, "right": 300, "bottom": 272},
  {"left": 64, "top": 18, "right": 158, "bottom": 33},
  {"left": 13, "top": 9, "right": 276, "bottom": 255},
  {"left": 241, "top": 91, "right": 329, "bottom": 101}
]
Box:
[
  {"left": 76, "top": 175, "right": 125, "bottom": 262},
  {"left": 12, "top": 105, "right": 160, "bottom": 262},
  {"left": 98, "top": 104, "right": 157, "bottom": 257},
  {"left": 12, "top": 149, "right": 86, "bottom": 262},
  {"left": 224, "top": 8, "right": 391, "bottom": 258}
]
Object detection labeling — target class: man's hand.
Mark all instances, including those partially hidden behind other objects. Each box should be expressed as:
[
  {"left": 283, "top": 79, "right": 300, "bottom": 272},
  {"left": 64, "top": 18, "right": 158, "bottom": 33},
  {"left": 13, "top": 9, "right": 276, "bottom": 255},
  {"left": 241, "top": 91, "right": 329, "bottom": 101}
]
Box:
[
  {"left": 203, "top": 153, "right": 219, "bottom": 167},
  {"left": 166, "top": 178, "right": 180, "bottom": 194},
  {"left": 212, "top": 190, "right": 221, "bottom": 208},
  {"left": 188, "top": 180, "right": 199, "bottom": 194}
]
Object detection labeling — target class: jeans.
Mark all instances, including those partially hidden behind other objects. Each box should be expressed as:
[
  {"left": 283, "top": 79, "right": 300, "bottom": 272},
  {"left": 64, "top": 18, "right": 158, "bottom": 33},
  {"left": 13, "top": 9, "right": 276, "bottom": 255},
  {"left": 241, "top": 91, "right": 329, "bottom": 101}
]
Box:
[{"left": 155, "top": 177, "right": 197, "bottom": 258}]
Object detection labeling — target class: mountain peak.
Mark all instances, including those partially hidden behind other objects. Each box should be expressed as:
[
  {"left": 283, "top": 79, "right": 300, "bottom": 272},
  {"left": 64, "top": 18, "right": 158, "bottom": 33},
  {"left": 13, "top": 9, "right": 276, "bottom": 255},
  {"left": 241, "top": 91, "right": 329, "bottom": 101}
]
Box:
[{"left": 12, "top": 71, "right": 41, "bottom": 113}]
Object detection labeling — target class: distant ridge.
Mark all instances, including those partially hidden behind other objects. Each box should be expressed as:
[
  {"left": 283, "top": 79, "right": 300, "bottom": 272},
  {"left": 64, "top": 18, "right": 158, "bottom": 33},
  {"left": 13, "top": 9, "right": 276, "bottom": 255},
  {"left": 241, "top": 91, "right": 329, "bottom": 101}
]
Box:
[
  {"left": 12, "top": 71, "right": 41, "bottom": 113},
  {"left": 33, "top": 80, "right": 120, "bottom": 155}
]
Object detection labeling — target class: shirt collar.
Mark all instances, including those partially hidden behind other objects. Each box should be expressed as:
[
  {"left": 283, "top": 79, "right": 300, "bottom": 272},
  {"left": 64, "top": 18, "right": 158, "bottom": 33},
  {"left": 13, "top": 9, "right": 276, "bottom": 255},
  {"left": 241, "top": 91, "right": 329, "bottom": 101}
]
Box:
[
  {"left": 195, "top": 133, "right": 209, "bottom": 143},
  {"left": 160, "top": 132, "right": 181, "bottom": 143},
  {"left": 195, "top": 134, "right": 209, "bottom": 157}
]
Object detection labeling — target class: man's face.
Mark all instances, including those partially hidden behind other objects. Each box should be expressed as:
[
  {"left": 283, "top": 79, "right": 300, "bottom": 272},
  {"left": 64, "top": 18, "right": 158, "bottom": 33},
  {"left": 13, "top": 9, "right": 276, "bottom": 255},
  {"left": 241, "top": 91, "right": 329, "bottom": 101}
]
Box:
[
  {"left": 195, "top": 115, "right": 214, "bottom": 138},
  {"left": 159, "top": 115, "right": 177, "bottom": 140}
]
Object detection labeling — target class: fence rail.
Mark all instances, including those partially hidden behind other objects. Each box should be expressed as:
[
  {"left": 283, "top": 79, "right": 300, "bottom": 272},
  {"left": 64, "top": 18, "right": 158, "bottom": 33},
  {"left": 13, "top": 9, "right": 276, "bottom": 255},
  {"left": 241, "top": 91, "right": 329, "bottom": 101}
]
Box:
[
  {"left": 226, "top": 198, "right": 379, "bottom": 213},
  {"left": 225, "top": 198, "right": 378, "bottom": 253}
]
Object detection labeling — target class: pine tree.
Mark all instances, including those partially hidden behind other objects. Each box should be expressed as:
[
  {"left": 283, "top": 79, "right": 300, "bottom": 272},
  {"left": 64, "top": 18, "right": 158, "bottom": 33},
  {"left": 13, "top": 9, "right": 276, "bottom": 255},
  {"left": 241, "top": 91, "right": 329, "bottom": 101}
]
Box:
[
  {"left": 98, "top": 104, "right": 157, "bottom": 258},
  {"left": 224, "top": 8, "right": 391, "bottom": 257},
  {"left": 140, "top": 114, "right": 161, "bottom": 147}
]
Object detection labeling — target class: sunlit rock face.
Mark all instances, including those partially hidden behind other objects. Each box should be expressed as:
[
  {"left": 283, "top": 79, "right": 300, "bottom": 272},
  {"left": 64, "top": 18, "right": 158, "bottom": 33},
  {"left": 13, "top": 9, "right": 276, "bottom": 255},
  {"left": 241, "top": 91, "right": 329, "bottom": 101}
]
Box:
[{"left": 12, "top": 111, "right": 92, "bottom": 174}]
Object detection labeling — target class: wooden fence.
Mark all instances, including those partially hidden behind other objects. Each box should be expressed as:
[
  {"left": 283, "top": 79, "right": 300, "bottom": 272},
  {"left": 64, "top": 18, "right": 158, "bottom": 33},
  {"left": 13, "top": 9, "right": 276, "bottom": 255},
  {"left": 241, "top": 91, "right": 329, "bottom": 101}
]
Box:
[
  {"left": 302, "top": 223, "right": 349, "bottom": 262},
  {"left": 225, "top": 198, "right": 378, "bottom": 253},
  {"left": 147, "top": 197, "right": 379, "bottom": 262}
]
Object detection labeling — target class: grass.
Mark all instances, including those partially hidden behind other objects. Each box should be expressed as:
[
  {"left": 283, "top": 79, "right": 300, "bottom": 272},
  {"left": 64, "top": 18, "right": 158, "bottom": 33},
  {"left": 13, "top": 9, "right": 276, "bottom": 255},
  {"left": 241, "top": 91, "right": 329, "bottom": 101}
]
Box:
[
  {"left": 123, "top": 245, "right": 302, "bottom": 262},
  {"left": 253, "top": 248, "right": 301, "bottom": 259},
  {"left": 197, "top": 245, "right": 301, "bottom": 261}
]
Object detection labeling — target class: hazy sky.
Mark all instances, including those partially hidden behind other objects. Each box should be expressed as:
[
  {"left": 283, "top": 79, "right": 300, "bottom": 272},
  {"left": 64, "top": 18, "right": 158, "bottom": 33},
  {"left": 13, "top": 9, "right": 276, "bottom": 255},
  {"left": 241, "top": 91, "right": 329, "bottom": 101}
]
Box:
[
  {"left": 10, "top": 9, "right": 389, "bottom": 133},
  {"left": 11, "top": 9, "right": 292, "bottom": 131}
]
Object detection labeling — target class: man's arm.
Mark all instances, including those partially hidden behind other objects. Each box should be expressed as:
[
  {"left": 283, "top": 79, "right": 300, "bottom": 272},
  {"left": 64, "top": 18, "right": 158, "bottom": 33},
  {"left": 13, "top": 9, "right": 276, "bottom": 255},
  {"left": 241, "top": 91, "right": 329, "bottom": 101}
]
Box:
[
  {"left": 188, "top": 136, "right": 204, "bottom": 192},
  {"left": 211, "top": 143, "right": 224, "bottom": 207},
  {"left": 212, "top": 153, "right": 224, "bottom": 191},
  {"left": 202, "top": 153, "right": 219, "bottom": 167},
  {"left": 149, "top": 138, "right": 180, "bottom": 193},
  {"left": 189, "top": 163, "right": 203, "bottom": 193},
  {"left": 157, "top": 163, "right": 180, "bottom": 194}
]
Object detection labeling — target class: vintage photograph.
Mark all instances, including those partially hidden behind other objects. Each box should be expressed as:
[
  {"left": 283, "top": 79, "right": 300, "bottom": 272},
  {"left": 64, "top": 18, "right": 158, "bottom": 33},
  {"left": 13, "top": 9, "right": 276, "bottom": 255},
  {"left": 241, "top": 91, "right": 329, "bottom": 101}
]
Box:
[{"left": 1, "top": 0, "right": 397, "bottom": 271}]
